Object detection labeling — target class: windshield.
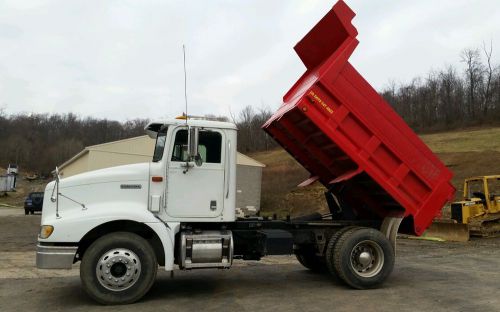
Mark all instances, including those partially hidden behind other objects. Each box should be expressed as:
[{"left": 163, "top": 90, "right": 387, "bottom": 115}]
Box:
[
  {"left": 467, "top": 179, "right": 484, "bottom": 199},
  {"left": 152, "top": 127, "right": 168, "bottom": 162},
  {"left": 488, "top": 178, "right": 499, "bottom": 197}
]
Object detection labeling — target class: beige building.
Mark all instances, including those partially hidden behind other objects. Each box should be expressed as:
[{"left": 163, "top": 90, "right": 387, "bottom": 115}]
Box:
[{"left": 58, "top": 135, "right": 265, "bottom": 215}]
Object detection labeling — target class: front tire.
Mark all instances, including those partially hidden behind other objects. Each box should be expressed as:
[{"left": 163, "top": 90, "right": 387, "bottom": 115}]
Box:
[
  {"left": 328, "top": 227, "right": 394, "bottom": 289},
  {"left": 80, "top": 232, "right": 158, "bottom": 305}
]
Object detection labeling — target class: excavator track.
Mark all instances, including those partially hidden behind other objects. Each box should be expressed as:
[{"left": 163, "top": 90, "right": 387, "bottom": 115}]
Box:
[{"left": 468, "top": 213, "right": 500, "bottom": 237}]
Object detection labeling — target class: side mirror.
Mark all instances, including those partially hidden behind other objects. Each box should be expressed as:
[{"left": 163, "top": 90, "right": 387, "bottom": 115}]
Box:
[
  {"left": 54, "top": 166, "right": 60, "bottom": 182},
  {"left": 194, "top": 154, "right": 203, "bottom": 167},
  {"left": 187, "top": 127, "right": 203, "bottom": 167},
  {"left": 188, "top": 127, "right": 199, "bottom": 160}
]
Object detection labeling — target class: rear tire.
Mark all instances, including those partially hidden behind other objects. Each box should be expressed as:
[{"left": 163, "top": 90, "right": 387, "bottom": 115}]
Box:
[
  {"left": 80, "top": 232, "right": 158, "bottom": 305},
  {"left": 24, "top": 209, "right": 29, "bottom": 215},
  {"left": 329, "top": 227, "right": 394, "bottom": 289},
  {"left": 325, "top": 226, "right": 360, "bottom": 278},
  {"left": 294, "top": 247, "right": 326, "bottom": 272}
]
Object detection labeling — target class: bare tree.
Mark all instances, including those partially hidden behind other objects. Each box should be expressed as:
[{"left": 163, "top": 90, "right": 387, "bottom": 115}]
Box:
[
  {"left": 482, "top": 41, "right": 495, "bottom": 115},
  {"left": 461, "top": 48, "right": 484, "bottom": 118}
]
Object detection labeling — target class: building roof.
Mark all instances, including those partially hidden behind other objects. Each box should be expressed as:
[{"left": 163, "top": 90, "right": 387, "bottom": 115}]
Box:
[
  {"left": 86, "top": 135, "right": 151, "bottom": 150},
  {"left": 237, "top": 152, "right": 265, "bottom": 167},
  {"left": 58, "top": 148, "right": 89, "bottom": 171}
]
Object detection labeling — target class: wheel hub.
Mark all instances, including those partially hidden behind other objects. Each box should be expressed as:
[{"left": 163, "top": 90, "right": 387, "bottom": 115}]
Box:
[
  {"left": 350, "top": 240, "right": 384, "bottom": 278},
  {"left": 358, "top": 251, "right": 372, "bottom": 267},
  {"left": 96, "top": 248, "right": 141, "bottom": 291}
]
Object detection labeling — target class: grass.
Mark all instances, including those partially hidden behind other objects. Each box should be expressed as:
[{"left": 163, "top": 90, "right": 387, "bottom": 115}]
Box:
[
  {"left": 420, "top": 127, "right": 500, "bottom": 153},
  {"left": 252, "top": 127, "right": 500, "bottom": 217}
]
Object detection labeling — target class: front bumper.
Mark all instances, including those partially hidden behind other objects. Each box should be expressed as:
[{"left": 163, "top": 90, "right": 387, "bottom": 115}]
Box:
[{"left": 36, "top": 243, "right": 78, "bottom": 269}]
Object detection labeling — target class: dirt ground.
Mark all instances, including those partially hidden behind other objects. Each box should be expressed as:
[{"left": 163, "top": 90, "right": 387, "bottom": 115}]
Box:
[{"left": 1, "top": 208, "right": 499, "bottom": 311}]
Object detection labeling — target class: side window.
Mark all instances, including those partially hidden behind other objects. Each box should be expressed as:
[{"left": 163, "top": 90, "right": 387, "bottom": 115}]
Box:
[
  {"left": 468, "top": 180, "right": 484, "bottom": 199},
  {"left": 171, "top": 129, "right": 188, "bottom": 162},
  {"left": 170, "top": 128, "right": 222, "bottom": 164},
  {"left": 199, "top": 131, "right": 222, "bottom": 163},
  {"left": 152, "top": 127, "right": 168, "bottom": 162}
]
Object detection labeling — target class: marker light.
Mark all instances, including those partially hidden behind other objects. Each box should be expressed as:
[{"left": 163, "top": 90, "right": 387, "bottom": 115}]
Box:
[{"left": 39, "top": 225, "right": 54, "bottom": 239}]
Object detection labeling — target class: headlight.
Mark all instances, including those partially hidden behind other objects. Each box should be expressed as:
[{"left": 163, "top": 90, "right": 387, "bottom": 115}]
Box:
[{"left": 39, "top": 225, "right": 54, "bottom": 239}]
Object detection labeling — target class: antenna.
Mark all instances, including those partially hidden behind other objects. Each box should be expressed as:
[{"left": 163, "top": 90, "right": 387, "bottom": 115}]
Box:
[{"left": 183, "top": 44, "right": 188, "bottom": 125}]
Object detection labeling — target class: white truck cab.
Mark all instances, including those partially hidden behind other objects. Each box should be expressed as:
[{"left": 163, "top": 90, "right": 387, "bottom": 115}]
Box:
[
  {"left": 37, "top": 118, "right": 239, "bottom": 303},
  {"left": 145, "top": 119, "right": 237, "bottom": 222}
]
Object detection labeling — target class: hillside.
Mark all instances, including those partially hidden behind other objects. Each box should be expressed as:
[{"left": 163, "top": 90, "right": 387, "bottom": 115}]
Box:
[{"left": 251, "top": 127, "right": 500, "bottom": 218}]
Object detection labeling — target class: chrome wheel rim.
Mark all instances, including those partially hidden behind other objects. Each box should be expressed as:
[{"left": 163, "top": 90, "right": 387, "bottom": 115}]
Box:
[
  {"left": 96, "top": 248, "right": 141, "bottom": 291},
  {"left": 350, "top": 240, "right": 384, "bottom": 278}
]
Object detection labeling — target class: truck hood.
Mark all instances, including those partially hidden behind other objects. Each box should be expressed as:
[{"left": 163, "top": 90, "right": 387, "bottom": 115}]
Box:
[
  {"left": 41, "top": 163, "right": 151, "bottom": 228},
  {"left": 57, "top": 163, "right": 150, "bottom": 189}
]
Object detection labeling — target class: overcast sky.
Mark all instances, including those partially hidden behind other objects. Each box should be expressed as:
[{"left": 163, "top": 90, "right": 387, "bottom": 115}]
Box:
[{"left": 1, "top": 0, "right": 499, "bottom": 121}]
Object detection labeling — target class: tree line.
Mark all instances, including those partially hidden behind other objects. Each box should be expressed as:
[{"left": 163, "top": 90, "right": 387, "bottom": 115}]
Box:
[
  {"left": 381, "top": 45, "right": 500, "bottom": 131},
  {"left": 0, "top": 112, "right": 149, "bottom": 175}
]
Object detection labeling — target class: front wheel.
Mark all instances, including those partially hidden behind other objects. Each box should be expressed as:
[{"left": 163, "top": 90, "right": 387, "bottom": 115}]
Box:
[
  {"left": 80, "top": 232, "right": 158, "bottom": 305},
  {"left": 327, "top": 227, "right": 394, "bottom": 289}
]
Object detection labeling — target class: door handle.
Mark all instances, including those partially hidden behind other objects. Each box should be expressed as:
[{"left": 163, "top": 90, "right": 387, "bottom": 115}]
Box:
[
  {"left": 181, "top": 162, "right": 194, "bottom": 174},
  {"left": 210, "top": 200, "right": 217, "bottom": 211}
]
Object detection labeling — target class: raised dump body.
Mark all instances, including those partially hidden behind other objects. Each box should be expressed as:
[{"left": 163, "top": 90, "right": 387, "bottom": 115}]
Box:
[{"left": 263, "top": 0, "right": 455, "bottom": 236}]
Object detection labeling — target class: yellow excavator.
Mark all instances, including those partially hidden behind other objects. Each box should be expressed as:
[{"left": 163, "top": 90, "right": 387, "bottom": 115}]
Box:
[
  {"left": 426, "top": 175, "right": 500, "bottom": 241},
  {"left": 452, "top": 175, "right": 500, "bottom": 236}
]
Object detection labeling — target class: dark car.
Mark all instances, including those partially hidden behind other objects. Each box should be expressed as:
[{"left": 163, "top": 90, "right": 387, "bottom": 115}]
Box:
[{"left": 24, "top": 192, "right": 44, "bottom": 215}]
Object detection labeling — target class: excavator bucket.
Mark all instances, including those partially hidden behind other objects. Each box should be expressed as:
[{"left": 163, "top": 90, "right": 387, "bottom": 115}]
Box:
[{"left": 424, "top": 219, "right": 469, "bottom": 242}]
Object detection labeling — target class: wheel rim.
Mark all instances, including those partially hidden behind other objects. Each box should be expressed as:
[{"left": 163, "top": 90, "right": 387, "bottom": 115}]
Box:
[
  {"left": 96, "top": 248, "right": 141, "bottom": 291},
  {"left": 349, "top": 240, "right": 384, "bottom": 278}
]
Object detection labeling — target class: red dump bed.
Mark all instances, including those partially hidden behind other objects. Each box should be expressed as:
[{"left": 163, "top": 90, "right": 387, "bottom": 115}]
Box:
[{"left": 263, "top": 0, "right": 455, "bottom": 236}]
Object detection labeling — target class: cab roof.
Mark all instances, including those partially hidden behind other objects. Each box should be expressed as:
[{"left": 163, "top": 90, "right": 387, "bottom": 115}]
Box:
[
  {"left": 145, "top": 119, "right": 237, "bottom": 138},
  {"left": 466, "top": 175, "right": 500, "bottom": 181}
]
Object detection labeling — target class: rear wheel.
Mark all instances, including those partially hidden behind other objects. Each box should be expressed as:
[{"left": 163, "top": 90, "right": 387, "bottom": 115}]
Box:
[
  {"left": 80, "top": 232, "right": 158, "bottom": 305},
  {"left": 294, "top": 247, "right": 326, "bottom": 272},
  {"left": 327, "top": 227, "right": 394, "bottom": 289},
  {"left": 24, "top": 209, "right": 29, "bottom": 215},
  {"left": 325, "top": 226, "right": 360, "bottom": 278}
]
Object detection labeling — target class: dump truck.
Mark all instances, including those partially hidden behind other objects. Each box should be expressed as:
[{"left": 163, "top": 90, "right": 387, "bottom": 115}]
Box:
[{"left": 36, "top": 0, "right": 455, "bottom": 305}]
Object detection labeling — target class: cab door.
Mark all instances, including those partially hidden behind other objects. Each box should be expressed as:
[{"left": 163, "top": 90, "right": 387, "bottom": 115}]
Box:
[{"left": 165, "top": 127, "right": 225, "bottom": 218}]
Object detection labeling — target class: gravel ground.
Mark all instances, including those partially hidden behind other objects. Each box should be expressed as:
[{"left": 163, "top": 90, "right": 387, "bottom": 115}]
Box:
[{"left": 0, "top": 208, "right": 499, "bottom": 311}]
